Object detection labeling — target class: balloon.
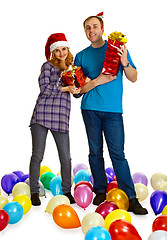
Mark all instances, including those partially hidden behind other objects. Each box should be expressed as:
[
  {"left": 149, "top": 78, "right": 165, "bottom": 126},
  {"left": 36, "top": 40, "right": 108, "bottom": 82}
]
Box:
[
  {"left": 106, "top": 188, "right": 129, "bottom": 210},
  {"left": 148, "top": 230, "right": 167, "bottom": 240},
  {"left": 95, "top": 201, "right": 119, "bottom": 219},
  {"left": 151, "top": 173, "right": 167, "bottom": 190},
  {"left": 40, "top": 172, "right": 55, "bottom": 190},
  {"left": 152, "top": 215, "right": 167, "bottom": 232},
  {"left": 73, "top": 163, "right": 88, "bottom": 176},
  {"left": 85, "top": 226, "right": 111, "bottom": 240},
  {"left": 150, "top": 190, "right": 167, "bottom": 215},
  {"left": 40, "top": 166, "right": 52, "bottom": 179},
  {"left": 134, "top": 183, "right": 149, "bottom": 201},
  {"left": 3, "top": 202, "right": 23, "bottom": 224},
  {"left": 106, "top": 174, "right": 113, "bottom": 184},
  {"left": 74, "top": 184, "right": 93, "bottom": 209},
  {"left": 12, "top": 182, "right": 30, "bottom": 198},
  {"left": 0, "top": 196, "right": 9, "bottom": 209},
  {"left": 52, "top": 204, "right": 81, "bottom": 229},
  {"left": 162, "top": 205, "right": 167, "bottom": 215},
  {"left": 1, "top": 173, "right": 19, "bottom": 195},
  {"left": 74, "top": 169, "right": 90, "bottom": 185},
  {"left": 0, "top": 209, "right": 9, "bottom": 231},
  {"left": 132, "top": 172, "right": 148, "bottom": 186},
  {"left": 105, "top": 167, "right": 115, "bottom": 178},
  {"left": 74, "top": 181, "right": 93, "bottom": 191},
  {"left": 105, "top": 209, "right": 131, "bottom": 230},
  {"left": 21, "top": 174, "right": 29, "bottom": 182},
  {"left": 50, "top": 176, "right": 63, "bottom": 196},
  {"left": 109, "top": 219, "right": 142, "bottom": 240},
  {"left": 90, "top": 175, "right": 94, "bottom": 185},
  {"left": 13, "top": 171, "right": 24, "bottom": 182},
  {"left": 107, "top": 181, "right": 118, "bottom": 193},
  {"left": 159, "top": 182, "right": 167, "bottom": 193},
  {"left": 13, "top": 194, "right": 31, "bottom": 215},
  {"left": 45, "top": 195, "right": 70, "bottom": 214},
  {"left": 81, "top": 212, "right": 105, "bottom": 235}
]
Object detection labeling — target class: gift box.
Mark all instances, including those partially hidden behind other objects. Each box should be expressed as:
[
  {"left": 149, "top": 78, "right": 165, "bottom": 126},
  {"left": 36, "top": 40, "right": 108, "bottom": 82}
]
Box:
[
  {"left": 61, "top": 65, "right": 86, "bottom": 88},
  {"left": 102, "top": 31, "right": 128, "bottom": 76}
]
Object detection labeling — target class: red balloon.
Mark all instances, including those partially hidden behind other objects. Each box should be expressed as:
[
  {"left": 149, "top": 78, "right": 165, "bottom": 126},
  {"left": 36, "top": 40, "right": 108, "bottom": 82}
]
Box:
[
  {"left": 109, "top": 219, "right": 142, "bottom": 240},
  {"left": 0, "top": 210, "right": 9, "bottom": 231},
  {"left": 74, "top": 181, "right": 93, "bottom": 191},
  {"left": 95, "top": 200, "right": 119, "bottom": 219},
  {"left": 107, "top": 181, "right": 118, "bottom": 193},
  {"left": 152, "top": 215, "right": 167, "bottom": 232},
  {"left": 113, "top": 175, "right": 117, "bottom": 181}
]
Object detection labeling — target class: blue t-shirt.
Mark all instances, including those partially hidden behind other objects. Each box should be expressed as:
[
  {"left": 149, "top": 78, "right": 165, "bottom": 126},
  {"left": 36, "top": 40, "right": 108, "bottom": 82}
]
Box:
[{"left": 74, "top": 41, "right": 136, "bottom": 113}]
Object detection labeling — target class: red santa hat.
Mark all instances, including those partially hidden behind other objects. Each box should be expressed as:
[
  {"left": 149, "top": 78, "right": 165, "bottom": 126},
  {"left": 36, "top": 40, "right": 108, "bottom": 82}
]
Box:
[{"left": 45, "top": 33, "right": 70, "bottom": 60}]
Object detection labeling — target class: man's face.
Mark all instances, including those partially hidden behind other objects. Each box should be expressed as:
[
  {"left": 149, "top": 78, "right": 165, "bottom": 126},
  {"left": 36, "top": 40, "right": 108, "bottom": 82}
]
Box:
[{"left": 84, "top": 17, "right": 104, "bottom": 44}]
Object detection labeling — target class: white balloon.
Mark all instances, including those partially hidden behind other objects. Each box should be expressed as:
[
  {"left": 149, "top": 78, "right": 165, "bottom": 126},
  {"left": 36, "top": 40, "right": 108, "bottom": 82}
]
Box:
[{"left": 148, "top": 230, "right": 167, "bottom": 240}]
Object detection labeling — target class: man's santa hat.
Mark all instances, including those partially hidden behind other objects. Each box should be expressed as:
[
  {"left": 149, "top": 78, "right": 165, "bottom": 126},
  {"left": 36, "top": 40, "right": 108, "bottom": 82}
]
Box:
[{"left": 45, "top": 33, "right": 70, "bottom": 60}]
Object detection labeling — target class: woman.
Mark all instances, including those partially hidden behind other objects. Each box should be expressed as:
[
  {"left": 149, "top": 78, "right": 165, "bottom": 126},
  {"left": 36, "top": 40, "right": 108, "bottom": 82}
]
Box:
[{"left": 29, "top": 33, "right": 80, "bottom": 206}]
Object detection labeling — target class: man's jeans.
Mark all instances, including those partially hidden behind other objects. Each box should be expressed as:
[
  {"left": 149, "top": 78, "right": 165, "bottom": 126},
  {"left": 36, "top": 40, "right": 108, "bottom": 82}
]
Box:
[
  {"left": 29, "top": 123, "right": 72, "bottom": 194},
  {"left": 82, "top": 110, "right": 136, "bottom": 199}
]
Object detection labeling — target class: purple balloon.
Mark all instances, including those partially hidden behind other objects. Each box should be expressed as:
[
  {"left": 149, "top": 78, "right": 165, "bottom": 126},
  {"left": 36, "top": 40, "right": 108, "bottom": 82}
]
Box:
[
  {"left": 105, "top": 167, "right": 115, "bottom": 178},
  {"left": 73, "top": 163, "right": 88, "bottom": 176},
  {"left": 150, "top": 190, "right": 167, "bottom": 215},
  {"left": 21, "top": 174, "right": 29, "bottom": 182},
  {"left": 13, "top": 171, "right": 24, "bottom": 182},
  {"left": 95, "top": 200, "right": 119, "bottom": 219},
  {"left": 132, "top": 172, "right": 148, "bottom": 186},
  {"left": 1, "top": 173, "right": 19, "bottom": 195},
  {"left": 106, "top": 173, "right": 113, "bottom": 184}
]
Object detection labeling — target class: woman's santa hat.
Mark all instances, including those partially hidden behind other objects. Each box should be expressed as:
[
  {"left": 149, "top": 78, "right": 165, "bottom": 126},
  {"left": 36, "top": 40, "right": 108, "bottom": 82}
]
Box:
[{"left": 45, "top": 33, "right": 70, "bottom": 60}]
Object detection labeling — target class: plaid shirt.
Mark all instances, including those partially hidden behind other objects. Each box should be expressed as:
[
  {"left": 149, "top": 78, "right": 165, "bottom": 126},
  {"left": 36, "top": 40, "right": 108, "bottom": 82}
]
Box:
[{"left": 30, "top": 62, "right": 71, "bottom": 132}]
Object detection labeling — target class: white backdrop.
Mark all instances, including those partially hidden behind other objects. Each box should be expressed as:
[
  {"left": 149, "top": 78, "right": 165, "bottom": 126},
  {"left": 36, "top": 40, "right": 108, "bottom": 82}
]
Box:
[{"left": 0, "top": 0, "right": 167, "bottom": 239}]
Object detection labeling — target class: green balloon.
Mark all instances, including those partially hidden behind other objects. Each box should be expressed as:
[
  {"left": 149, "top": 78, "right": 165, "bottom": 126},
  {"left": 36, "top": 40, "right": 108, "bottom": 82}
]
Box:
[{"left": 40, "top": 172, "right": 55, "bottom": 190}]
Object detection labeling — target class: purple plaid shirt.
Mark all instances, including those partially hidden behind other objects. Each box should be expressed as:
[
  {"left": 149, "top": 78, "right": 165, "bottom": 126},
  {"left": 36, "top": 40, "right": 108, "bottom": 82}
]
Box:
[{"left": 30, "top": 62, "right": 71, "bottom": 132}]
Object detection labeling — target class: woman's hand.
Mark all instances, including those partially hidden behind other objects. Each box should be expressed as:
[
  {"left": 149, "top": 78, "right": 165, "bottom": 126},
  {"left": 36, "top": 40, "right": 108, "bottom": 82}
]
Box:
[{"left": 67, "top": 86, "right": 81, "bottom": 94}]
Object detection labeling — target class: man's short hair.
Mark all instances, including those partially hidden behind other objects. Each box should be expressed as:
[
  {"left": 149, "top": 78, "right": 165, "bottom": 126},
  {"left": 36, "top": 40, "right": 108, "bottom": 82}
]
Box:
[{"left": 83, "top": 16, "right": 104, "bottom": 29}]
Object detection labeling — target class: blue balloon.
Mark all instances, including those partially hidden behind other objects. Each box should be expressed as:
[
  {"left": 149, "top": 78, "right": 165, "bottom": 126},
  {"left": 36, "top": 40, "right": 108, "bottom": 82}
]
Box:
[
  {"left": 3, "top": 202, "right": 23, "bottom": 224},
  {"left": 106, "top": 174, "right": 113, "bottom": 184},
  {"left": 1, "top": 173, "right": 19, "bottom": 195},
  {"left": 50, "top": 176, "right": 63, "bottom": 196},
  {"left": 150, "top": 190, "right": 167, "bottom": 215},
  {"left": 85, "top": 226, "right": 111, "bottom": 240},
  {"left": 105, "top": 167, "right": 115, "bottom": 178},
  {"left": 74, "top": 169, "right": 90, "bottom": 185},
  {"left": 13, "top": 171, "right": 24, "bottom": 182}
]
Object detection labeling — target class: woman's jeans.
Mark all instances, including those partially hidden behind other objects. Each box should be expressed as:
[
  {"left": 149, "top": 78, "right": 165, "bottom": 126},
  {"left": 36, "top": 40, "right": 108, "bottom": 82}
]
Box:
[
  {"left": 29, "top": 123, "right": 72, "bottom": 194},
  {"left": 82, "top": 110, "right": 136, "bottom": 199}
]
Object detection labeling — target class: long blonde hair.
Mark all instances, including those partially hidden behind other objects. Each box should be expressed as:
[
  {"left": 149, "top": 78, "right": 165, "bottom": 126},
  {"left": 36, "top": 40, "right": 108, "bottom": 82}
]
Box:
[{"left": 48, "top": 48, "right": 73, "bottom": 68}]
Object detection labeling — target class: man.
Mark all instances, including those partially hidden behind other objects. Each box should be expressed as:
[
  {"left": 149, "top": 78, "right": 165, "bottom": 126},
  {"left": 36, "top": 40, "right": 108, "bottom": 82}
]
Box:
[{"left": 74, "top": 15, "right": 148, "bottom": 215}]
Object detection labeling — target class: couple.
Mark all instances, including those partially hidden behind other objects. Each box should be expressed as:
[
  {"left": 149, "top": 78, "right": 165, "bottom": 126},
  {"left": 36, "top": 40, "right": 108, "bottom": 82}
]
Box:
[{"left": 29, "top": 14, "right": 148, "bottom": 215}]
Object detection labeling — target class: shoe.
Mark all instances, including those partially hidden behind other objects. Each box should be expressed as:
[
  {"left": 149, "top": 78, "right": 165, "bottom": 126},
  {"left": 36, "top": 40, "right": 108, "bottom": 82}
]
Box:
[
  {"left": 63, "top": 192, "right": 75, "bottom": 204},
  {"left": 128, "top": 198, "right": 148, "bottom": 215},
  {"left": 93, "top": 193, "right": 106, "bottom": 206},
  {"left": 31, "top": 193, "right": 41, "bottom": 206}
]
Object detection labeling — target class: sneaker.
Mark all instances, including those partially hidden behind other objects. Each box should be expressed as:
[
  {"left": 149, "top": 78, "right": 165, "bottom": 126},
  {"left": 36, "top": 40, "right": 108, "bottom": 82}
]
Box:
[
  {"left": 31, "top": 193, "right": 41, "bottom": 206},
  {"left": 128, "top": 198, "right": 148, "bottom": 215},
  {"left": 63, "top": 192, "right": 75, "bottom": 204},
  {"left": 93, "top": 193, "right": 106, "bottom": 206}
]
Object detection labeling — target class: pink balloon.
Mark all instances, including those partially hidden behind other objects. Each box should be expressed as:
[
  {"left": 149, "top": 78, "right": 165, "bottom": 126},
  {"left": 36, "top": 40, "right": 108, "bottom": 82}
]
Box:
[
  {"left": 95, "top": 201, "right": 119, "bottom": 219},
  {"left": 74, "top": 184, "right": 93, "bottom": 209}
]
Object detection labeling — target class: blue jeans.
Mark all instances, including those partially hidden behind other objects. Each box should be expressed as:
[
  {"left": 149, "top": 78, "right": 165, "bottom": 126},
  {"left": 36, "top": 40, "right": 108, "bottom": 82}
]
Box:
[
  {"left": 29, "top": 123, "right": 72, "bottom": 194},
  {"left": 82, "top": 110, "right": 136, "bottom": 199}
]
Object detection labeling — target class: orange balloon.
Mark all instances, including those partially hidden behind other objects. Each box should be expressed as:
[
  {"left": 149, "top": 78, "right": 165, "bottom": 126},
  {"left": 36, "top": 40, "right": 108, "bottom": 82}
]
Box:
[
  {"left": 52, "top": 204, "right": 81, "bottom": 229},
  {"left": 106, "top": 188, "right": 129, "bottom": 210}
]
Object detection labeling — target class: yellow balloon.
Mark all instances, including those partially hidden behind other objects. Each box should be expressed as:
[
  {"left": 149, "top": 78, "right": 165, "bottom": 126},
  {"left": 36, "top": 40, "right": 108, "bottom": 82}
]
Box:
[
  {"left": 151, "top": 173, "right": 167, "bottom": 190},
  {"left": 134, "top": 183, "right": 149, "bottom": 201},
  {"left": 45, "top": 195, "right": 70, "bottom": 214},
  {"left": 81, "top": 212, "right": 105, "bottom": 235},
  {"left": 106, "top": 188, "right": 129, "bottom": 210},
  {"left": 13, "top": 194, "right": 31, "bottom": 214},
  {"left": 0, "top": 195, "right": 9, "bottom": 208},
  {"left": 105, "top": 209, "right": 131, "bottom": 230},
  {"left": 160, "top": 182, "right": 167, "bottom": 193},
  {"left": 12, "top": 182, "right": 30, "bottom": 198},
  {"left": 40, "top": 166, "right": 52, "bottom": 179},
  {"left": 162, "top": 205, "right": 167, "bottom": 215}
]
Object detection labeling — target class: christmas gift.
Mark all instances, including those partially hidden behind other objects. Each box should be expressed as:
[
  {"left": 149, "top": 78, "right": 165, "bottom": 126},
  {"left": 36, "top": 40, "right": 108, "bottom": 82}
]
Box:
[
  {"left": 61, "top": 65, "right": 86, "bottom": 88},
  {"left": 102, "top": 31, "right": 128, "bottom": 76}
]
